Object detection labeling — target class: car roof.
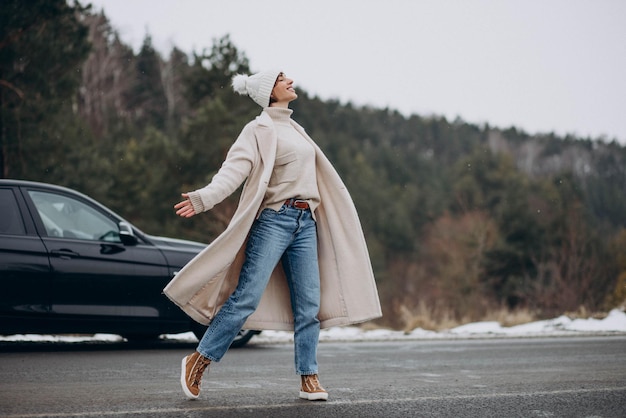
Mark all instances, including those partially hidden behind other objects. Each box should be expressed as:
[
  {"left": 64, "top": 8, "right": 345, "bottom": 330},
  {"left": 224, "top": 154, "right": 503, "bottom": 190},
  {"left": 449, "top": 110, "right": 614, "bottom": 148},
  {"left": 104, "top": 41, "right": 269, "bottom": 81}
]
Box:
[
  {"left": 1, "top": 179, "right": 69, "bottom": 187},
  {"left": 0, "top": 179, "right": 93, "bottom": 198},
  {"left": 1, "top": 179, "right": 70, "bottom": 189}
]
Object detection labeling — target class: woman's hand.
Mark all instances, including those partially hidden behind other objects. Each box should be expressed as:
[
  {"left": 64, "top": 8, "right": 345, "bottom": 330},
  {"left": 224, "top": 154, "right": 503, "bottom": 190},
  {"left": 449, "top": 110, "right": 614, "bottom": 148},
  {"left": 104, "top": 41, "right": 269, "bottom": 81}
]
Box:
[{"left": 174, "top": 193, "right": 197, "bottom": 218}]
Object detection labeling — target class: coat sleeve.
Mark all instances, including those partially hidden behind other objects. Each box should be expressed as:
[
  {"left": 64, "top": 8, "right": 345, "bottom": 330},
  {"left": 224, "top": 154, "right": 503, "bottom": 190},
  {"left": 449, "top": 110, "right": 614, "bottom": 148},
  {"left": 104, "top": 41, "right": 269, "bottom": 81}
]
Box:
[{"left": 188, "top": 124, "right": 258, "bottom": 213}]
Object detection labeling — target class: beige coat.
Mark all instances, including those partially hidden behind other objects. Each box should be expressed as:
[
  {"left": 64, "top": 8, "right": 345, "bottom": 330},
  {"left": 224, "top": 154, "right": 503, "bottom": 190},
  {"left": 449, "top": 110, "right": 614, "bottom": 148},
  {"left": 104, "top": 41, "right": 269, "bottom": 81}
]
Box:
[{"left": 163, "top": 111, "right": 382, "bottom": 330}]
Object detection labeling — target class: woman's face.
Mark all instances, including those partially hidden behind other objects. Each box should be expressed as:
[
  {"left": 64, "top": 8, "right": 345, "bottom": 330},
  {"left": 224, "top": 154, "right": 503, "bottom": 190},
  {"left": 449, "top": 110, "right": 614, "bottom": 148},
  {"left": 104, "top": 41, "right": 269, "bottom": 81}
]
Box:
[{"left": 270, "top": 73, "right": 297, "bottom": 106}]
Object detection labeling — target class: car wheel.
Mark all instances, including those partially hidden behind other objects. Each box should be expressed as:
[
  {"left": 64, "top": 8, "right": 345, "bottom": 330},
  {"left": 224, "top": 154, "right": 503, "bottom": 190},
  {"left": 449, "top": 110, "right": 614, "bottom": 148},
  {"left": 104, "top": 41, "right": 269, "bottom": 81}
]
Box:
[{"left": 191, "top": 323, "right": 258, "bottom": 348}]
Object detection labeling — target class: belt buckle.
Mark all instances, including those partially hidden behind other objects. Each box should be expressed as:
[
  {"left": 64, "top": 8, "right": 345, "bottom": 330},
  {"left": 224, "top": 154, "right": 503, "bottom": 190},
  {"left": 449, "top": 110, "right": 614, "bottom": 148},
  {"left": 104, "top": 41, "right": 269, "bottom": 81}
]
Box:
[{"left": 292, "top": 199, "right": 308, "bottom": 209}]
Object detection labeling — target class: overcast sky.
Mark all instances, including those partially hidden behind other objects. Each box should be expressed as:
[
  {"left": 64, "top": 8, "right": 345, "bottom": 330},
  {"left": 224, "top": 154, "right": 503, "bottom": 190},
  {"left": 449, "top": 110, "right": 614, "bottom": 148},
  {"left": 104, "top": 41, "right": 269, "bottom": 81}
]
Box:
[{"left": 89, "top": 0, "right": 626, "bottom": 144}]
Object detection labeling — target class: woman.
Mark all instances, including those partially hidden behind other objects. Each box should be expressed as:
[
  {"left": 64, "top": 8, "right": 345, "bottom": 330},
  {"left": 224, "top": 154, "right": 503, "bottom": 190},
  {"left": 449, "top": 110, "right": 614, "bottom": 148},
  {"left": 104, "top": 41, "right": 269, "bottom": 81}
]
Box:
[{"left": 165, "top": 70, "right": 381, "bottom": 401}]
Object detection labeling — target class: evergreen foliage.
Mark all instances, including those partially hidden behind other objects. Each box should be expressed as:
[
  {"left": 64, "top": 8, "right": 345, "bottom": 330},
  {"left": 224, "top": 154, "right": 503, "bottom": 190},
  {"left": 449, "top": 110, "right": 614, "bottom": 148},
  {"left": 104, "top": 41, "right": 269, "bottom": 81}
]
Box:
[
  {"left": 2, "top": 2, "right": 625, "bottom": 328},
  {"left": 0, "top": 0, "right": 91, "bottom": 178}
]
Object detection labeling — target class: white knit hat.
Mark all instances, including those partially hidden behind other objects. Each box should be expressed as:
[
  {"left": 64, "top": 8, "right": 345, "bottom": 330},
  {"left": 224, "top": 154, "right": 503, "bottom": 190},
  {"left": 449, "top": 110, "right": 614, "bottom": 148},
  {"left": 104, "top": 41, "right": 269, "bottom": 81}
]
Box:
[{"left": 232, "top": 70, "right": 281, "bottom": 108}]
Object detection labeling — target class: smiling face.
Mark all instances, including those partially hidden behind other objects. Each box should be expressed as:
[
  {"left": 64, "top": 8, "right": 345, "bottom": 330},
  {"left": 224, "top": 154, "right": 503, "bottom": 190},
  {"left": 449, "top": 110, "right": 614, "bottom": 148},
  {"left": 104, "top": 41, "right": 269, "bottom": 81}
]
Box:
[{"left": 269, "top": 73, "right": 298, "bottom": 107}]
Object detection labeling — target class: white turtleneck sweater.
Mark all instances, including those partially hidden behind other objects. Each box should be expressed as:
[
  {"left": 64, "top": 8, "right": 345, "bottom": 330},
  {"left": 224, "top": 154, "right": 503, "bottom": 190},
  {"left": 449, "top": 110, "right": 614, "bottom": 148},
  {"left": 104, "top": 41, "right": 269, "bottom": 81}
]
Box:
[{"left": 261, "top": 107, "right": 320, "bottom": 214}]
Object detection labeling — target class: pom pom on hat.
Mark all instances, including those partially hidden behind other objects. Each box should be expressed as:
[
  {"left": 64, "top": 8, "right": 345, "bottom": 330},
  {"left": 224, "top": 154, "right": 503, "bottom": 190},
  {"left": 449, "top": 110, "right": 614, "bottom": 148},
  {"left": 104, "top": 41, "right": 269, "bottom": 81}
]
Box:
[
  {"left": 231, "top": 69, "right": 281, "bottom": 108},
  {"left": 232, "top": 74, "right": 249, "bottom": 96}
]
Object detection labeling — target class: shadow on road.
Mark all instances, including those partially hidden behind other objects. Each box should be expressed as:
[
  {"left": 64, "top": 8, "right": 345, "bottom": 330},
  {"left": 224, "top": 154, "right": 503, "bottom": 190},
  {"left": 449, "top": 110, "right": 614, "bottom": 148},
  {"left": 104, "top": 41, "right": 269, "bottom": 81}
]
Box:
[
  {"left": 0, "top": 337, "right": 199, "bottom": 352},
  {"left": 0, "top": 335, "right": 276, "bottom": 353}
]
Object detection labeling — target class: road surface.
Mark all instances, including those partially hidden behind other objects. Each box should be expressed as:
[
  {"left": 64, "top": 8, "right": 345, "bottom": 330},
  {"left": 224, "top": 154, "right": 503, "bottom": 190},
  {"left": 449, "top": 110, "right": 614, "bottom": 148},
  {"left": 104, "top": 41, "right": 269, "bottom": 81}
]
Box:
[{"left": 0, "top": 336, "right": 624, "bottom": 417}]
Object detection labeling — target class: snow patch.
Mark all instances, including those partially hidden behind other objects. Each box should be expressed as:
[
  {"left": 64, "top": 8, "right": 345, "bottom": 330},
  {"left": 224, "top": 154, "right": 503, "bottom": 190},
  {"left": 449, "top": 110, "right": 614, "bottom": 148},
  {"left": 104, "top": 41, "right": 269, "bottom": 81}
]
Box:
[{"left": 2, "top": 309, "right": 624, "bottom": 344}]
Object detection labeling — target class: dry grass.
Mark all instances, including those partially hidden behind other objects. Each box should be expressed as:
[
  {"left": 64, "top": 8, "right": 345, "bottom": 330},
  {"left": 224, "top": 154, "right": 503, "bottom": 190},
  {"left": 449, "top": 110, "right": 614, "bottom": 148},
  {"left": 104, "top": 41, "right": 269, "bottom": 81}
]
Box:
[
  {"left": 376, "top": 297, "right": 625, "bottom": 332},
  {"left": 480, "top": 307, "right": 537, "bottom": 327},
  {"left": 564, "top": 305, "right": 612, "bottom": 320},
  {"left": 398, "top": 302, "right": 464, "bottom": 332},
  {"left": 398, "top": 303, "right": 539, "bottom": 332}
]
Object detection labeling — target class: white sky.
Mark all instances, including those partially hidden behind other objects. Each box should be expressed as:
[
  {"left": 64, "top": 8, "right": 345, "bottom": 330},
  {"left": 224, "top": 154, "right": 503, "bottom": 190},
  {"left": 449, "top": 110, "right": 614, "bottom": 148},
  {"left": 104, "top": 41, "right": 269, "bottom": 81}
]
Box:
[{"left": 88, "top": 0, "right": 626, "bottom": 144}]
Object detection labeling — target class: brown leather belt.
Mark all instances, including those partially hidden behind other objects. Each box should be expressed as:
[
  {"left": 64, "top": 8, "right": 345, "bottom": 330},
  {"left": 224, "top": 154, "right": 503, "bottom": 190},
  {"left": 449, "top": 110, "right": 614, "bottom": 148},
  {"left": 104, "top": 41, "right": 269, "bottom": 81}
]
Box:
[{"left": 284, "top": 198, "right": 310, "bottom": 210}]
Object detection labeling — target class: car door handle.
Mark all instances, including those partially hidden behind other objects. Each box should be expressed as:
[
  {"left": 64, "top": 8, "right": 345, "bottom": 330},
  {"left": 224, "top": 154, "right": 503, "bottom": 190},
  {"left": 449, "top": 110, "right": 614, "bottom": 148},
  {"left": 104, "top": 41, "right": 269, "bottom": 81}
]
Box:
[{"left": 50, "top": 249, "right": 80, "bottom": 259}]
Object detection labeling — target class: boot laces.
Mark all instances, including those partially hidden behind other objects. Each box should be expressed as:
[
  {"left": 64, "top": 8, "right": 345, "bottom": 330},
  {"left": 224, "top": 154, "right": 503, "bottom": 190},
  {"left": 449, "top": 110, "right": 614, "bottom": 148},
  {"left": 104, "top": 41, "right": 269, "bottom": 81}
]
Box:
[
  {"left": 303, "top": 374, "right": 324, "bottom": 392},
  {"left": 191, "top": 357, "right": 210, "bottom": 387}
]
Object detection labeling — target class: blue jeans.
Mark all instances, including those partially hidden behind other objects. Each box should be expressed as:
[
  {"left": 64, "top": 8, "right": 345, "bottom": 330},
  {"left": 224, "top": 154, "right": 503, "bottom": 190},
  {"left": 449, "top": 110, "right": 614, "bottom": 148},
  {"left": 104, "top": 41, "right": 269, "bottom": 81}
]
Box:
[{"left": 197, "top": 205, "right": 321, "bottom": 375}]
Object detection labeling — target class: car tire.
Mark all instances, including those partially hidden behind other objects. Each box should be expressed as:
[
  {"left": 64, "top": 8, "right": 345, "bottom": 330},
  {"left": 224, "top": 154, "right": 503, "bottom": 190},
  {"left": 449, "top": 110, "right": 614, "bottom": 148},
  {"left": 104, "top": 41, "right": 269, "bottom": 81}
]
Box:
[{"left": 191, "top": 323, "right": 258, "bottom": 348}]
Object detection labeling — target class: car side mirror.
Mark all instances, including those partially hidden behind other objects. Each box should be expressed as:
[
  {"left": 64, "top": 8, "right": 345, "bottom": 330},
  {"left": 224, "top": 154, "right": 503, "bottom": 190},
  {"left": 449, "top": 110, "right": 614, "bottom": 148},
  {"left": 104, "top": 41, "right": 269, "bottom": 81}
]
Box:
[{"left": 118, "top": 222, "right": 138, "bottom": 246}]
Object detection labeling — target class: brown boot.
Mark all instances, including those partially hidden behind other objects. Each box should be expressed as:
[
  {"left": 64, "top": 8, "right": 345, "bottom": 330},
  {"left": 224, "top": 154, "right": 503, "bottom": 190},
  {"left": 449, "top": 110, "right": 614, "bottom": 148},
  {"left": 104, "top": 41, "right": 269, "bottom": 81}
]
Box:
[
  {"left": 180, "top": 351, "right": 211, "bottom": 399},
  {"left": 299, "top": 374, "right": 329, "bottom": 401}
]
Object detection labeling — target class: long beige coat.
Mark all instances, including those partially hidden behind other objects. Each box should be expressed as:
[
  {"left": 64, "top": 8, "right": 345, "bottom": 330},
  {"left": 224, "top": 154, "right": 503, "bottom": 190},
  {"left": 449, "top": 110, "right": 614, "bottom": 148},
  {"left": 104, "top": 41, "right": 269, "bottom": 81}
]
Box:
[{"left": 163, "top": 111, "right": 382, "bottom": 331}]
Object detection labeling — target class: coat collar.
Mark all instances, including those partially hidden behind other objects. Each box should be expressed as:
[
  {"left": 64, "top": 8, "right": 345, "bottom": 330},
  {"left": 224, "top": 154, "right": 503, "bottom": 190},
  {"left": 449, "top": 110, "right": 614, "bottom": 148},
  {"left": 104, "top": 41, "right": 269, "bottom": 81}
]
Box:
[{"left": 256, "top": 110, "right": 274, "bottom": 127}]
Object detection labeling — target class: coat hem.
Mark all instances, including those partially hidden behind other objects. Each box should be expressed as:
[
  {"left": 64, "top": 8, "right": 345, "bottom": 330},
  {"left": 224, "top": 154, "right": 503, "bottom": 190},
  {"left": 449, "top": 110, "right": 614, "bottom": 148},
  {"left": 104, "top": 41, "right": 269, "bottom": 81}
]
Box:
[{"left": 242, "top": 313, "right": 383, "bottom": 332}]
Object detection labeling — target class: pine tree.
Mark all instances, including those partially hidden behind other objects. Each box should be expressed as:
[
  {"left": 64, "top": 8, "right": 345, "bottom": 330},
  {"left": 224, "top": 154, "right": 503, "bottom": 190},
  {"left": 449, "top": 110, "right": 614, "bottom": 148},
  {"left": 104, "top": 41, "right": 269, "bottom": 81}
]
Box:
[{"left": 0, "top": 0, "right": 91, "bottom": 178}]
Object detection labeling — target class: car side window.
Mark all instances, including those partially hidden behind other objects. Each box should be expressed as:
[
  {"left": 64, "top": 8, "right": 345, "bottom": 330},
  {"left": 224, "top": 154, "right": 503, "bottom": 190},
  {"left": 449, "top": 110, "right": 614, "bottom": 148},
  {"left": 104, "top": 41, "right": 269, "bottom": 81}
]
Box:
[
  {"left": 0, "top": 189, "right": 26, "bottom": 235},
  {"left": 28, "top": 190, "right": 121, "bottom": 242}
]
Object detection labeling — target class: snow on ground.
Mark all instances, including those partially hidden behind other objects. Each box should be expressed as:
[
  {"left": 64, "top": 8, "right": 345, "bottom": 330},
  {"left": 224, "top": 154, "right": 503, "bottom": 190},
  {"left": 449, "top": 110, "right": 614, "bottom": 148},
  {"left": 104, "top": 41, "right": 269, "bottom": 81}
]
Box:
[{"left": 2, "top": 309, "right": 625, "bottom": 345}]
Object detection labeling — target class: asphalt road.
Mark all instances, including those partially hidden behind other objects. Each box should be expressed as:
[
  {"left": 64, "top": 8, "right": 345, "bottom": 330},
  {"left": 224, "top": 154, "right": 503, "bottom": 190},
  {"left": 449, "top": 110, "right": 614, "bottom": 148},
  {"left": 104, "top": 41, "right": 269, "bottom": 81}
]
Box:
[{"left": 0, "top": 336, "right": 625, "bottom": 417}]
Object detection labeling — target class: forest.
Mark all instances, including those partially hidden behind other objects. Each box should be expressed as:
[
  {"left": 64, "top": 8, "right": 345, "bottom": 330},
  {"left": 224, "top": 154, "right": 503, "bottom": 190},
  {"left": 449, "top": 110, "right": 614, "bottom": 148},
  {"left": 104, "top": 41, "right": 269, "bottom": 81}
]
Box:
[{"left": 2, "top": 0, "right": 626, "bottom": 330}]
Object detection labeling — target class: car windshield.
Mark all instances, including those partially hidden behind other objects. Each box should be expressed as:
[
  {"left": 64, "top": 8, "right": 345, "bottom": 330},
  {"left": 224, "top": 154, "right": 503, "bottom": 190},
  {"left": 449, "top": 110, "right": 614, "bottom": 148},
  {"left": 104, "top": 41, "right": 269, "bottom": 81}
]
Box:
[{"left": 28, "top": 190, "right": 121, "bottom": 242}]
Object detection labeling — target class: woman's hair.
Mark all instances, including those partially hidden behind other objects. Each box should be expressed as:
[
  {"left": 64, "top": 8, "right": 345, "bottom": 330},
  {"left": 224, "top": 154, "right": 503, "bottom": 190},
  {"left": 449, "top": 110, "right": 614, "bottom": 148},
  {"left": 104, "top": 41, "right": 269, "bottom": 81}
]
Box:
[{"left": 269, "top": 72, "right": 285, "bottom": 105}]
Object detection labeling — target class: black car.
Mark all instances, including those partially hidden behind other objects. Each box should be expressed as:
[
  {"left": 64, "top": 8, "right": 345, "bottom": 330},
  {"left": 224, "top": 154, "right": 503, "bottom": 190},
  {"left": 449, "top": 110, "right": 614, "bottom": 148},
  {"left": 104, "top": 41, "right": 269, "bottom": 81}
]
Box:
[{"left": 0, "top": 179, "right": 258, "bottom": 347}]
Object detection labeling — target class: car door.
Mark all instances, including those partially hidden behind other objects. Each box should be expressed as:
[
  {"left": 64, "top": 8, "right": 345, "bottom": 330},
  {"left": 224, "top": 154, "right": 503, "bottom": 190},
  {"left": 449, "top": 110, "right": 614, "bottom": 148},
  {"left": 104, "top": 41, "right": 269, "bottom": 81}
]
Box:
[
  {"left": 0, "top": 187, "right": 52, "bottom": 334},
  {"left": 23, "top": 187, "right": 171, "bottom": 332}
]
